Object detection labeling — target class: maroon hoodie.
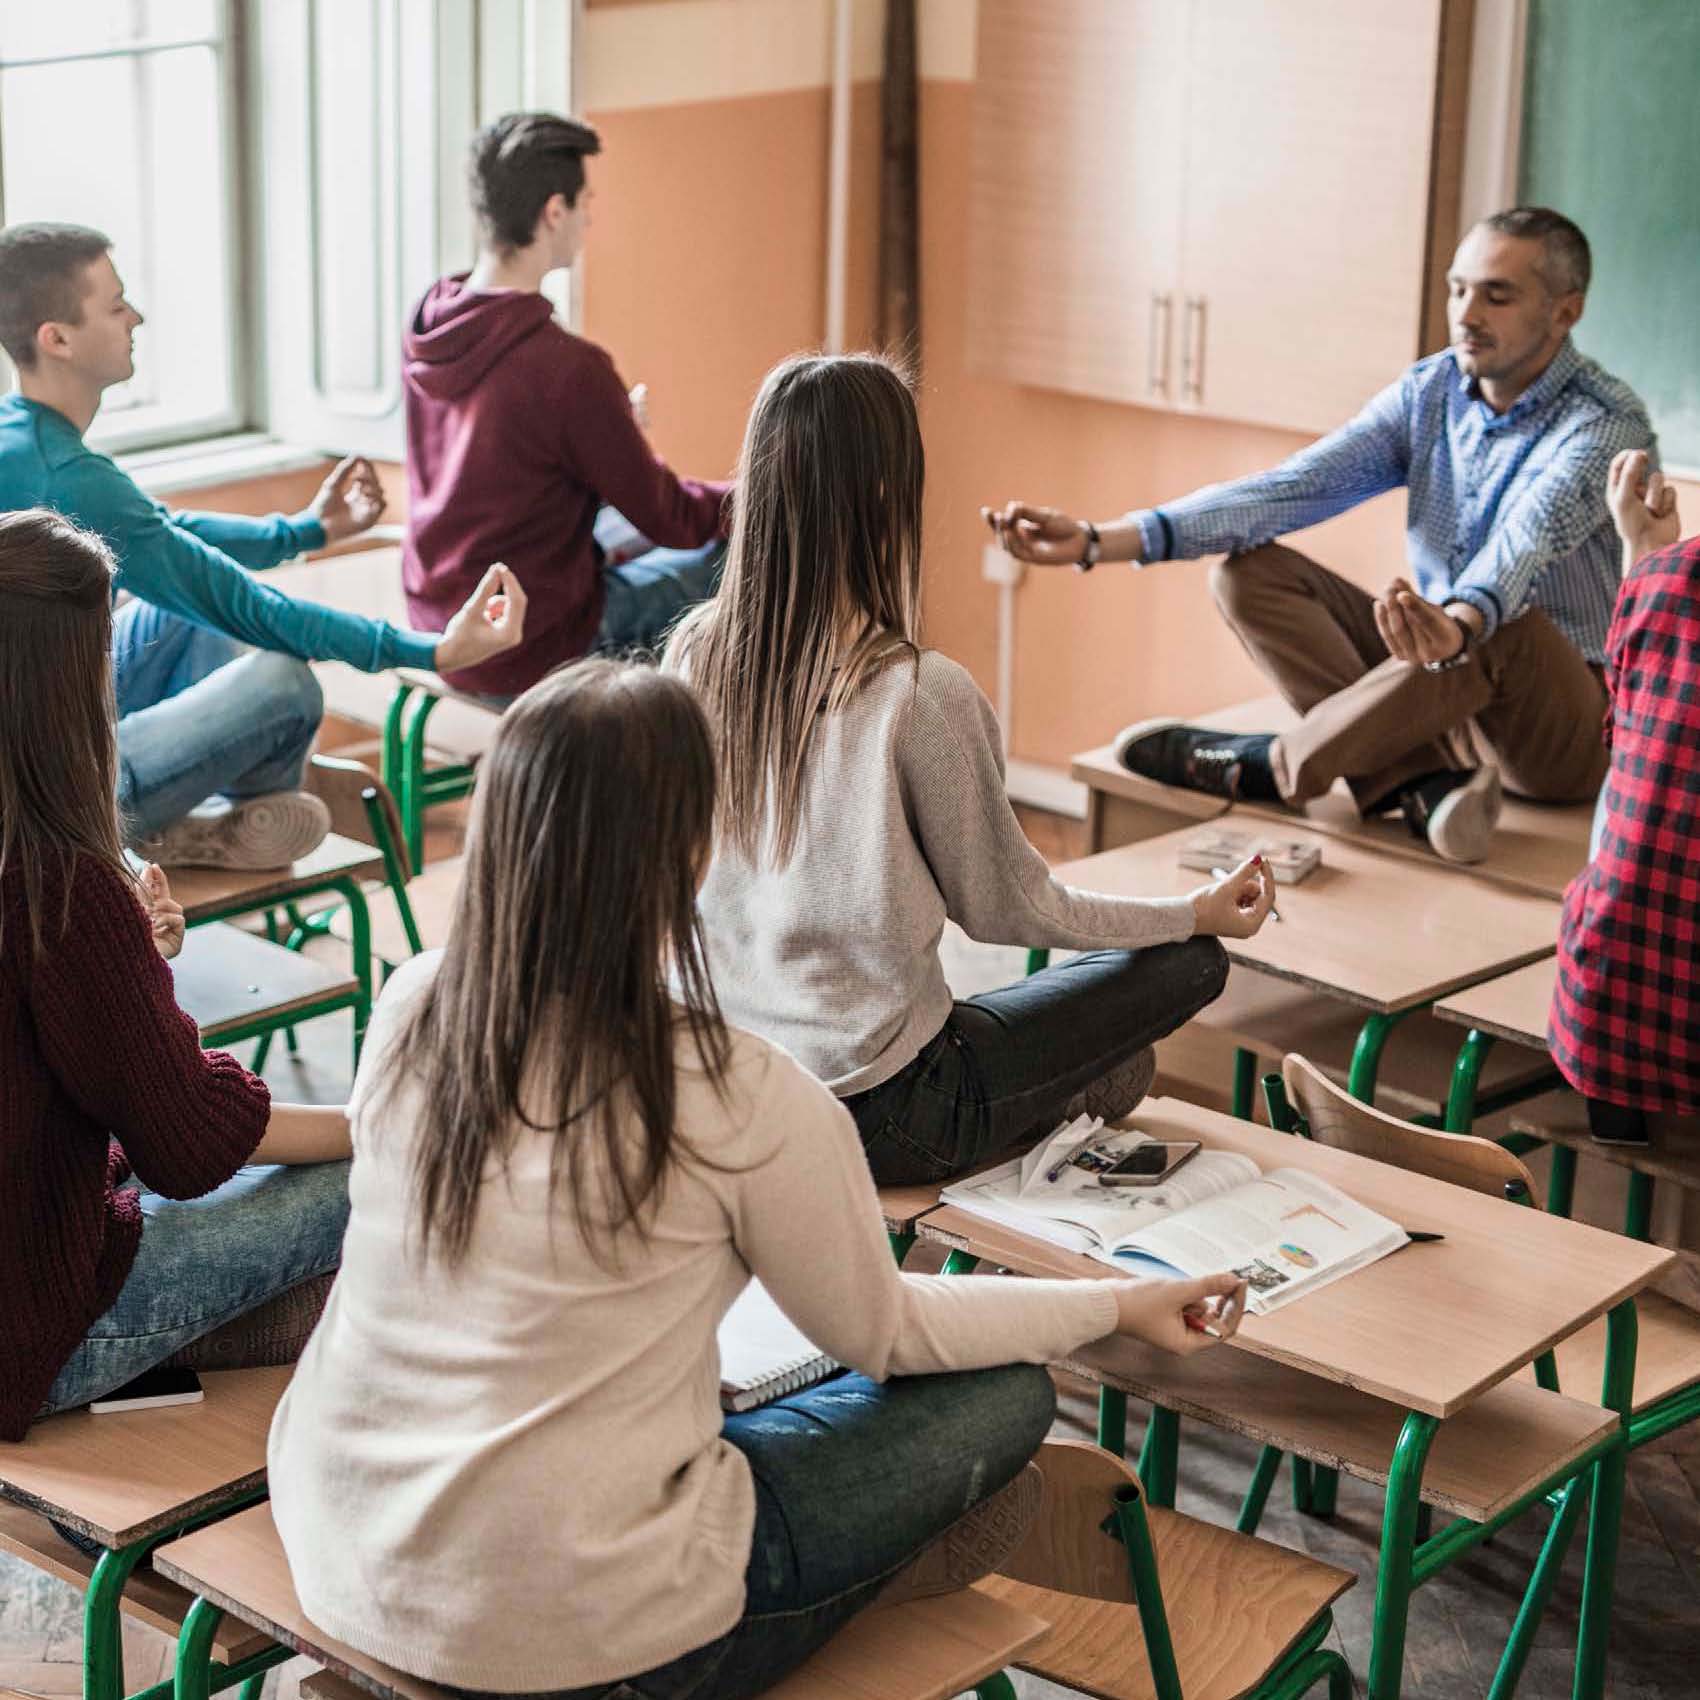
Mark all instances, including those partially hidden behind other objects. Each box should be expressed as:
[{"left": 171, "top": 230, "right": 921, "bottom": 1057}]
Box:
[{"left": 402, "top": 276, "right": 731, "bottom": 696}]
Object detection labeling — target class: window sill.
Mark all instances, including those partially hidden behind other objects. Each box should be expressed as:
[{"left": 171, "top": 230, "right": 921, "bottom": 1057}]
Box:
[{"left": 118, "top": 433, "right": 332, "bottom": 498}]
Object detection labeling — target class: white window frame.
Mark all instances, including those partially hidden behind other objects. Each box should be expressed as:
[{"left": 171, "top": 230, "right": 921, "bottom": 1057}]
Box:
[{"left": 0, "top": 1, "right": 252, "bottom": 455}]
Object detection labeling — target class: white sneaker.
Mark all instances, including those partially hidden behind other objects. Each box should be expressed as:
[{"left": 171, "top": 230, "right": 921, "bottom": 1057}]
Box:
[
  {"left": 1409, "top": 766, "right": 1503, "bottom": 865},
  {"left": 139, "top": 791, "right": 331, "bottom": 871}
]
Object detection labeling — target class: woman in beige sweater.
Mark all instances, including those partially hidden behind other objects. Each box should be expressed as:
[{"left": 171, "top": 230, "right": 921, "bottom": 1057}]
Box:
[
  {"left": 671, "top": 353, "right": 1274, "bottom": 1188},
  {"left": 268, "top": 660, "right": 1243, "bottom": 1700}
]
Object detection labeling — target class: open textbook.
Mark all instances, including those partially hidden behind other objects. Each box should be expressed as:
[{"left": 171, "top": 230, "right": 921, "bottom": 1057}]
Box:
[{"left": 941, "top": 1116, "right": 1406, "bottom": 1315}]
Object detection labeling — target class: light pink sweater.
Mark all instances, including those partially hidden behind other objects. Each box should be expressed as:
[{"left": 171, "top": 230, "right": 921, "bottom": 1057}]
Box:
[{"left": 268, "top": 952, "right": 1124, "bottom": 1691}]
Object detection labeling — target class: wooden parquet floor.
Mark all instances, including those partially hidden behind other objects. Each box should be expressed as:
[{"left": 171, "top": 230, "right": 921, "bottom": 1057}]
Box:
[{"left": 8, "top": 801, "right": 1698, "bottom": 1697}]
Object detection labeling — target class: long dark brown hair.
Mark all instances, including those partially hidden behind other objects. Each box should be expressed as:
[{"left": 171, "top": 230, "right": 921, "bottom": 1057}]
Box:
[
  {"left": 378, "top": 659, "right": 732, "bottom": 1268},
  {"left": 0, "top": 508, "right": 128, "bottom": 955},
  {"left": 671, "top": 352, "right": 924, "bottom": 863}
]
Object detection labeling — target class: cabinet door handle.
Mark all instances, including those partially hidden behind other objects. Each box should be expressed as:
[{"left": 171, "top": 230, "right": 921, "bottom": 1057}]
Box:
[
  {"left": 1182, "top": 295, "right": 1207, "bottom": 405},
  {"left": 1147, "top": 292, "right": 1173, "bottom": 397}
]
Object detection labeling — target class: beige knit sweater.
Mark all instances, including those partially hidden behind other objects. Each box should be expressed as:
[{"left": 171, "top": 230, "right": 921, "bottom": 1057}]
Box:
[
  {"left": 267, "top": 952, "right": 1124, "bottom": 1691},
  {"left": 684, "top": 648, "right": 1198, "bottom": 1094}
]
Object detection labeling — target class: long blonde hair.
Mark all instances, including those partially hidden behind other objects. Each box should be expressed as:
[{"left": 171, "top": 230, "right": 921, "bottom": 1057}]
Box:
[{"left": 671, "top": 352, "right": 924, "bottom": 863}]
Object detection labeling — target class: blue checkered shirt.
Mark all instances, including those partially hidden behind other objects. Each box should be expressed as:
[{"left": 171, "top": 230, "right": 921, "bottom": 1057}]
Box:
[{"left": 1133, "top": 339, "right": 1655, "bottom": 662}]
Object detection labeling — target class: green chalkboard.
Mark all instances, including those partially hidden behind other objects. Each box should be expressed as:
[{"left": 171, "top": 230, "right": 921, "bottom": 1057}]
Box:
[{"left": 1520, "top": 0, "right": 1700, "bottom": 470}]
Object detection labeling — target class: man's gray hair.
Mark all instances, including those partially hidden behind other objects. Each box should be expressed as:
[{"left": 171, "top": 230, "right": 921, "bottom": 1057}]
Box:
[{"left": 1480, "top": 206, "right": 1591, "bottom": 297}]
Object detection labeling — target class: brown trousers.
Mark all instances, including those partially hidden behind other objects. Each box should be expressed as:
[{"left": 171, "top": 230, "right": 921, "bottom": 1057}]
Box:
[{"left": 1210, "top": 544, "right": 1609, "bottom": 813}]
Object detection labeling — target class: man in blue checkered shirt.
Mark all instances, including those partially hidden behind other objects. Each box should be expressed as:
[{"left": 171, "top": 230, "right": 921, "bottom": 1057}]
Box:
[{"left": 985, "top": 208, "right": 1654, "bottom": 864}]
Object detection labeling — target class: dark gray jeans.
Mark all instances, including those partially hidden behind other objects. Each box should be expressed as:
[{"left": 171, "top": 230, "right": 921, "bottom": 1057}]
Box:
[{"left": 843, "top": 939, "right": 1230, "bottom": 1185}]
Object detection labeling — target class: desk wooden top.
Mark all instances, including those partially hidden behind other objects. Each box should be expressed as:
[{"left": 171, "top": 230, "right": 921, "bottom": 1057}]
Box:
[
  {"left": 918, "top": 1097, "right": 1669, "bottom": 1419},
  {"left": 0, "top": 1367, "right": 290, "bottom": 1547},
  {"left": 1432, "top": 957, "right": 1558, "bottom": 1051},
  {"left": 1055, "top": 824, "right": 1559, "bottom": 1014},
  {"left": 168, "top": 833, "right": 385, "bottom": 923},
  {"left": 173, "top": 924, "right": 359, "bottom": 1038}
]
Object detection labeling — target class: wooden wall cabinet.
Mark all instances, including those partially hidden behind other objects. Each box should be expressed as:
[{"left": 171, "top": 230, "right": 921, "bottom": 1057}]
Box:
[{"left": 967, "top": 0, "right": 1467, "bottom": 437}]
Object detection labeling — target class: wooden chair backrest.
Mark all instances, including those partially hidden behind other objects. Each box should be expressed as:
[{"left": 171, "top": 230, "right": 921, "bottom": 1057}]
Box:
[
  {"left": 996, "top": 1439, "right": 1140, "bottom": 1604},
  {"left": 1282, "top": 1053, "right": 1537, "bottom": 1200},
  {"left": 307, "top": 754, "right": 411, "bottom": 876}
]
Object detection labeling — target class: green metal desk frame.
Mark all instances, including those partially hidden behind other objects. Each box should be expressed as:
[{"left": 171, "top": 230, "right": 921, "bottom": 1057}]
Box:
[{"left": 383, "top": 680, "right": 479, "bottom": 873}]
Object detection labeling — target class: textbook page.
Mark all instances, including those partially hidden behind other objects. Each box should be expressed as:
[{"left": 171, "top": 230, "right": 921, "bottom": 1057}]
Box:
[{"left": 1094, "top": 1166, "right": 1407, "bottom": 1315}]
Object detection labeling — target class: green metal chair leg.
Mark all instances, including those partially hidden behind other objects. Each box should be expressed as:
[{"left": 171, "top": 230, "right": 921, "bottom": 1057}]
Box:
[
  {"left": 1291, "top": 1454, "right": 1314, "bottom": 1513},
  {"left": 1307, "top": 1463, "right": 1339, "bottom": 1518},
  {"left": 1114, "top": 1484, "right": 1186, "bottom": 1700},
  {"left": 1025, "top": 947, "right": 1050, "bottom": 976},
  {"left": 1624, "top": 1171, "right": 1654, "bottom": 1242},
  {"left": 1258, "top": 1643, "right": 1355, "bottom": 1700},
  {"left": 1232, "top": 1045, "right": 1257, "bottom": 1120},
  {"left": 1347, "top": 1010, "right": 1407, "bottom": 1104},
  {"left": 1136, "top": 1405, "right": 1180, "bottom": 1509},
  {"left": 83, "top": 1538, "right": 152, "bottom": 1700},
  {"left": 1573, "top": 1301, "right": 1638, "bottom": 1700},
  {"left": 974, "top": 1671, "right": 1019, "bottom": 1700},
  {"left": 174, "top": 1595, "right": 224, "bottom": 1700},
  {"left": 940, "top": 1249, "right": 980, "bottom": 1275},
  {"left": 234, "top": 1675, "right": 267, "bottom": 1700},
  {"left": 1547, "top": 1144, "right": 1578, "bottom": 1217},
  {"left": 887, "top": 1229, "right": 916, "bottom": 1264},
  {"left": 1366, "top": 1410, "right": 1439, "bottom": 1699},
  {"left": 1444, "top": 1028, "right": 1496, "bottom": 1131},
  {"left": 1237, "top": 1443, "right": 1284, "bottom": 1533},
  {"left": 1487, "top": 1477, "right": 1589, "bottom": 1700},
  {"left": 1097, "top": 1389, "right": 1128, "bottom": 1457}
]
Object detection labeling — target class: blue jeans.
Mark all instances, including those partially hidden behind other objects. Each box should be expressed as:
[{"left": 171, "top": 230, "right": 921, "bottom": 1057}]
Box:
[
  {"left": 452, "top": 1362, "right": 1055, "bottom": 1700},
  {"left": 41, "top": 1160, "right": 351, "bottom": 1413},
  {"left": 844, "top": 939, "right": 1230, "bottom": 1185},
  {"left": 114, "top": 600, "right": 325, "bottom": 838},
  {"left": 589, "top": 505, "right": 727, "bottom": 660}
]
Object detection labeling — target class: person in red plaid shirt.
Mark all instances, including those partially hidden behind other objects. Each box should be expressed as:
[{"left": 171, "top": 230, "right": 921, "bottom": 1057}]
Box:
[{"left": 1549, "top": 449, "right": 1695, "bottom": 1145}]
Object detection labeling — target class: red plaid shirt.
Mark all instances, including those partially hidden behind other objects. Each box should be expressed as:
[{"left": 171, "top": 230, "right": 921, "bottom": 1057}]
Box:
[{"left": 1549, "top": 535, "right": 1700, "bottom": 1111}]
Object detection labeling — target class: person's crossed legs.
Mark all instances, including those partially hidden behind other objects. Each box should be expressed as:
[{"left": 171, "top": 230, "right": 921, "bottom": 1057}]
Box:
[
  {"left": 114, "top": 599, "right": 331, "bottom": 866},
  {"left": 592, "top": 536, "right": 729, "bottom": 659},
  {"left": 1118, "top": 543, "right": 1607, "bottom": 862}
]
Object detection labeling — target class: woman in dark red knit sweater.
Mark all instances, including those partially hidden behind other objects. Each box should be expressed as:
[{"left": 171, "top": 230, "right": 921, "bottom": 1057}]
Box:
[{"left": 0, "top": 510, "right": 352, "bottom": 1440}]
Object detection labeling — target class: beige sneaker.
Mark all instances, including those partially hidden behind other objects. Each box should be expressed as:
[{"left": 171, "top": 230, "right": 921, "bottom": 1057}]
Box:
[
  {"left": 872, "top": 1462, "right": 1043, "bottom": 1610},
  {"left": 139, "top": 791, "right": 331, "bottom": 871}
]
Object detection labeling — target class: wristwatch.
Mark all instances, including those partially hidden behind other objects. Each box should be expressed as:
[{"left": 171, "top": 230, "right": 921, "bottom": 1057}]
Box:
[
  {"left": 1422, "top": 616, "right": 1475, "bottom": 673},
  {"left": 1076, "top": 521, "right": 1102, "bottom": 573}
]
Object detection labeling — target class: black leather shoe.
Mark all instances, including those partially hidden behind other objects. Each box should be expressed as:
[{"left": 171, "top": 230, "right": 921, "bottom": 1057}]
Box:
[{"left": 1113, "top": 718, "right": 1279, "bottom": 802}]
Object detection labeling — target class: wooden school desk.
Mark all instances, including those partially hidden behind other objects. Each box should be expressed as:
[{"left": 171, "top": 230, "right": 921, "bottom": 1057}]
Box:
[
  {"left": 1052, "top": 821, "right": 1559, "bottom": 1103},
  {"left": 915, "top": 1096, "right": 1672, "bottom": 1700}
]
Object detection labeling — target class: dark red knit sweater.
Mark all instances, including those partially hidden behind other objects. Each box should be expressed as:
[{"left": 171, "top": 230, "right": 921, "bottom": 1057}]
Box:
[{"left": 1, "top": 855, "right": 269, "bottom": 1438}]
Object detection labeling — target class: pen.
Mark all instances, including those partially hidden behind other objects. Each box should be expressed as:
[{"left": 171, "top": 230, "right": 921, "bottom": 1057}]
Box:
[
  {"left": 1044, "top": 1132, "right": 1100, "bottom": 1184},
  {"left": 1211, "top": 865, "right": 1282, "bottom": 924}
]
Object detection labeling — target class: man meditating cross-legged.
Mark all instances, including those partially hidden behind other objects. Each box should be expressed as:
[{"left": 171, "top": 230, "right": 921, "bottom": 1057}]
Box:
[{"left": 986, "top": 207, "right": 1654, "bottom": 864}]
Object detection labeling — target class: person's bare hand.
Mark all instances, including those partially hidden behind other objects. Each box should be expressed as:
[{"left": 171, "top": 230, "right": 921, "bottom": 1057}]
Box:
[
  {"left": 138, "top": 862, "right": 185, "bottom": 961},
  {"left": 980, "top": 501, "right": 1089, "bottom": 566},
  {"left": 310, "top": 455, "right": 386, "bottom": 544},
  {"left": 1607, "top": 449, "right": 1681, "bottom": 565},
  {"left": 1189, "top": 855, "right": 1275, "bottom": 939},
  {"left": 433, "top": 564, "right": 528, "bottom": 674},
  {"left": 1112, "top": 1271, "right": 1248, "bottom": 1356},
  {"left": 1374, "top": 578, "right": 1466, "bottom": 665}
]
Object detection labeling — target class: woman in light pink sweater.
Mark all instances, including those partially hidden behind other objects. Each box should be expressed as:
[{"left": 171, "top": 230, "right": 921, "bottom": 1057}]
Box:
[{"left": 269, "top": 659, "right": 1244, "bottom": 1700}]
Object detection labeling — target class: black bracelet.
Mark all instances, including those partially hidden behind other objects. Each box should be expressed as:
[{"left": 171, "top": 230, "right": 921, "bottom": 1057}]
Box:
[{"left": 1077, "top": 521, "right": 1102, "bottom": 573}]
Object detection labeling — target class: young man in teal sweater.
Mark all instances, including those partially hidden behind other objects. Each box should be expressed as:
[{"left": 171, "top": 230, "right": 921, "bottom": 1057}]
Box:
[{"left": 0, "top": 223, "right": 523, "bottom": 868}]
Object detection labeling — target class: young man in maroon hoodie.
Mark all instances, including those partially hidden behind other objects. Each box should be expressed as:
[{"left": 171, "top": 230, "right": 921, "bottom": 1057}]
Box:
[{"left": 403, "top": 112, "right": 731, "bottom": 698}]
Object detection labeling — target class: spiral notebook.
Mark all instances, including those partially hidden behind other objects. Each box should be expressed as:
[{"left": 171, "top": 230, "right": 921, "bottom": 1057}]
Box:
[{"left": 718, "top": 1280, "right": 840, "bottom": 1412}]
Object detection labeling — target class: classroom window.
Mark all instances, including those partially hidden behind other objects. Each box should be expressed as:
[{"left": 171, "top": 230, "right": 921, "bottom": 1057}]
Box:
[{"left": 0, "top": 0, "right": 246, "bottom": 452}]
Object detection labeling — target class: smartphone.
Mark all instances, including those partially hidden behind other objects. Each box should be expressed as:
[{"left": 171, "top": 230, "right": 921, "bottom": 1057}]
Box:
[
  {"left": 1097, "top": 1141, "right": 1203, "bottom": 1187},
  {"left": 88, "top": 1365, "right": 204, "bottom": 1415}
]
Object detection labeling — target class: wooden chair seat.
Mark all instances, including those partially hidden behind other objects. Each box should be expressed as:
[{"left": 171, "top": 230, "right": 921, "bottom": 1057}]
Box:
[
  {"left": 171, "top": 923, "right": 359, "bottom": 1043},
  {"left": 164, "top": 834, "right": 386, "bottom": 924},
  {"left": 1517, "top": 1290, "right": 1700, "bottom": 1414},
  {"left": 982, "top": 1500, "right": 1350, "bottom": 1700},
  {"left": 329, "top": 855, "right": 463, "bottom": 964},
  {"left": 1512, "top": 1089, "right": 1700, "bottom": 1193},
  {"left": 0, "top": 1365, "right": 291, "bottom": 1550},
  {"left": 1187, "top": 971, "right": 1556, "bottom": 1122},
  {"left": 0, "top": 1502, "right": 272, "bottom": 1664},
  {"left": 156, "top": 1505, "right": 1049, "bottom": 1700}
]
